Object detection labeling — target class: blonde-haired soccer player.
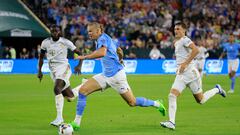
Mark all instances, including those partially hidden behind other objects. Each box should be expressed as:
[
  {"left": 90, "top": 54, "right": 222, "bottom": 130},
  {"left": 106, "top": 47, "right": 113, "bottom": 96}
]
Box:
[{"left": 69, "top": 22, "right": 166, "bottom": 131}]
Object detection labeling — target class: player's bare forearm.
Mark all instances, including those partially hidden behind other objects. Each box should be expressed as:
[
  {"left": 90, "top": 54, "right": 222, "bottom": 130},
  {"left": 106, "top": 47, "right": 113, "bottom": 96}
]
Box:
[
  {"left": 117, "top": 47, "right": 124, "bottom": 61},
  {"left": 184, "top": 43, "right": 199, "bottom": 65},
  {"left": 74, "top": 59, "right": 83, "bottom": 75},
  {"left": 37, "top": 53, "right": 44, "bottom": 81},
  {"left": 38, "top": 54, "right": 44, "bottom": 73},
  {"left": 85, "top": 47, "right": 106, "bottom": 59}
]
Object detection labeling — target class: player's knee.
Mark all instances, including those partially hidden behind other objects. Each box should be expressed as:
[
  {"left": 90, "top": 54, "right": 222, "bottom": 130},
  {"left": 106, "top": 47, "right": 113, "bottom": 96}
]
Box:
[
  {"left": 79, "top": 85, "right": 89, "bottom": 95},
  {"left": 66, "top": 97, "right": 75, "bottom": 102},
  {"left": 198, "top": 97, "right": 205, "bottom": 105},
  {"left": 168, "top": 93, "right": 177, "bottom": 101},
  {"left": 54, "top": 86, "right": 62, "bottom": 95},
  {"left": 127, "top": 100, "right": 136, "bottom": 107}
]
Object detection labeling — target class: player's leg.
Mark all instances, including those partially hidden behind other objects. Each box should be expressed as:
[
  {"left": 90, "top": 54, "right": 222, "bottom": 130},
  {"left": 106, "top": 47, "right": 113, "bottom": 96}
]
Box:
[
  {"left": 229, "top": 71, "right": 236, "bottom": 93},
  {"left": 51, "top": 79, "right": 66, "bottom": 126},
  {"left": 119, "top": 89, "right": 166, "bottom": 115},
  {"left": 160, "top": 75, "right": 186, "bottom": 130},
  {"left": 106, "top": 70, "right": 166, "bottom": 115},
  {"left": 229, "top": 59, "right": 239, "bottom": 93},
  {"left": 199, "top": 59, "right": 205, "bottom": 77},
  {"left": 190, "top": 78, "right": 226, "bottom": 104},
  {"left": 62, "top": 86, "right": 74, "bottom": 101},
  {"left": 62, "top": 78, "right": 88, "bottom": 102},
  {"left": 71, "top": 75, "right": 106, "bottom": 131}
]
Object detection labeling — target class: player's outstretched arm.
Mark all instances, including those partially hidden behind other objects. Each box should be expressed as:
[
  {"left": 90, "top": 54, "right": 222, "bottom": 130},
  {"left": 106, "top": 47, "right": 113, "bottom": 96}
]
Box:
[
  {"left": 37, "top": 50, "right": 45, "bottom": 82},
  {"left": 76, "top": 46, "right": 107, "bottom": 60}
]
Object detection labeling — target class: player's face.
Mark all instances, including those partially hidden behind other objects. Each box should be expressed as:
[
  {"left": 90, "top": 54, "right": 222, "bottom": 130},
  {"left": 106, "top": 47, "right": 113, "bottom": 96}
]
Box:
[
  {"left": 87, "top": 26, "right": 101, "bottom": 40},
  {"left": 174, "top": 25, "right": 185, "bottom": 38},
  {"left": 50, "top": 27, "right": 61, "bottom": 41},
  {"left": 229, "top": 35, "right": 234, "bottom": 43}
]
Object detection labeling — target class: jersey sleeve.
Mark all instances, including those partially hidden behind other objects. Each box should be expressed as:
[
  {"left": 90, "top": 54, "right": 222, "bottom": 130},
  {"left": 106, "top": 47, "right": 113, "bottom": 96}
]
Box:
[
  {"left": 65, "top": 39, "right": 76, "bottom": 51},
  {"left": 97, "top": 36, "right": 108, "bottom": 49},
  {"left": 183, "top": 37, "right": 193, "bottom": 47},
  {"left": 40, "top": 40, "right": 47, "bottom": 50}
]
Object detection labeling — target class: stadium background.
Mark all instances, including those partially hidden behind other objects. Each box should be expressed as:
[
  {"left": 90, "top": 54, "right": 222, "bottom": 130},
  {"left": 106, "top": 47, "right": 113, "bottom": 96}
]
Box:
[{"left": 0, "top": 0, "right": 240, "bottom": 135}]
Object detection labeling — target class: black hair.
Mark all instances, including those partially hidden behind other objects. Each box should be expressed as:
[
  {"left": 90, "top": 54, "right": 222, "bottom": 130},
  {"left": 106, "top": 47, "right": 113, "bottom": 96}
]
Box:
[{"left": 175, "top": 22, "right": 187, "bottom": 29}]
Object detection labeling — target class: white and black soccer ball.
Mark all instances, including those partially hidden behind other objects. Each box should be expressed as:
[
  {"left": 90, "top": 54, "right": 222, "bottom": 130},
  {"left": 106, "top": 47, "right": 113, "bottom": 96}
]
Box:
[{"left": 58, "top": 123, "right": 74, "bottom": 135}]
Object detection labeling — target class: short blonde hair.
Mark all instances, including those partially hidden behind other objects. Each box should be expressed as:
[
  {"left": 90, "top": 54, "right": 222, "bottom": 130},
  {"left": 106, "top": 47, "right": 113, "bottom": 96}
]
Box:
[{"left": 87, "top": 22, "right": 104, "bottom": 33}]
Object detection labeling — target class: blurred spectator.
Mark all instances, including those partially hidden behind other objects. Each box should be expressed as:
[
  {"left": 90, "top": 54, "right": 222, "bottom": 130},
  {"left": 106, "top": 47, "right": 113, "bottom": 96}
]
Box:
[
  {"left": 0, "top": 39, "right": 3, "bottom": 58},
  {"left": 149, "top": 45, "right": 165, "bottom": 60},
  {"left": 23, "top": 0, "right": 240, "bottom": 59},
  {"left": 20, "top": 48, "right": 29, "bottom": 59},
  {"left": 37, "top": 45, "right": 41, "bottom": 58},
  {"left": 9, "top": 46, "right": 16, "bottom": 59},
  {"left": 75, "top": 35, "right": 85, "bottom": 50},
  {"left": 2, "top": 47, "right": 11, "bottom": 59}
]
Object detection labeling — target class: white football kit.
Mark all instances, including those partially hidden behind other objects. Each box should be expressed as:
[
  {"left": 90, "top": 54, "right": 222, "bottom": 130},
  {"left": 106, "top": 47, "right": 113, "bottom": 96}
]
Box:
[
  {"left": 172, "top": 36, "right": 202, "bottom": 94},
  {"left": 41, "top": 37, "right": 76, "bottom": 90}
]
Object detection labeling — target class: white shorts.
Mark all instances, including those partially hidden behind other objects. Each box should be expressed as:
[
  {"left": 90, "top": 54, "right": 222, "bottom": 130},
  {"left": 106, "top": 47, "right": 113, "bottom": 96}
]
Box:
[
  {"left": 50, "top": 64, "right": 72, "bottom": 91},
  {"left": 194, "top": 59, "right": 205, "bottom": 70},
  {"left": 172, "top": 66, "right": 202, "bottom": 94},
  {"left": 92, "top": 69, "right": 131, "bottom": 94},
  {"left": 228, "top": 59, "right": 239, "bottom": 72}
]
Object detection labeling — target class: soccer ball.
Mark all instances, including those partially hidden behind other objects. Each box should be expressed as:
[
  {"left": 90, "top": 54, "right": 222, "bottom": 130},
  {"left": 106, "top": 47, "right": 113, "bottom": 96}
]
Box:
[{"left": 58, "top": 123, "right": 74, "bottom": 135}]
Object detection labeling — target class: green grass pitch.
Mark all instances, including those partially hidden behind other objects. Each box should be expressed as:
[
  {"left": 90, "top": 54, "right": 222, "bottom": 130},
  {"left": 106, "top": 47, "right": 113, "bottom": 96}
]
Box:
[{"left": 0, "top": 74, "right": 239, "bottom": 135}]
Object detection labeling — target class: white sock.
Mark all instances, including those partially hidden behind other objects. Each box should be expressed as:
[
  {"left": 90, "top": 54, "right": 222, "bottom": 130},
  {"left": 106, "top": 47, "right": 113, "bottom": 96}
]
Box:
[
  {"left": 168, "top": 93, "right": 177, "bottom": 124},
  {"left": 72, "top": 84, "right": 82, "bottom": 98},
  {"left": 74, "top": 115, "right": 82, "bottom": 125},
  {"left": 200, "top": 88, "right": 218, "bottom": 104},
  {"left": 154, "top": 101, "right": 160, "bottom": 108},
  {"left": 55, "top": 94, "right": 64, "bottom": 120}
]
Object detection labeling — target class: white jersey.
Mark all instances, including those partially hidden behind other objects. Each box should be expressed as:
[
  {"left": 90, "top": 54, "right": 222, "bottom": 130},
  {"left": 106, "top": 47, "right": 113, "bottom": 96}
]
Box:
[
  {"left": 41, "top": 37, "right": 76, "bottom": 67},
  {"left": 174, "top": 36, "right": 194, "bottom": 67},
  {"left": 195, "top": 46, "right": 208, "bottom": 59}
]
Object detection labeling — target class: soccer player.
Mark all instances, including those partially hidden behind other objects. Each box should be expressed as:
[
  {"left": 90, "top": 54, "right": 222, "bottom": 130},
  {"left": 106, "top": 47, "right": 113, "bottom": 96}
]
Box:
[
  {"left": 37, "top": 25, "right": 84, "bottom": 126},
  {"left": 69, "top": 22, "right": 166, "bottom": 131},
  {"left": 219, "top": 33, "right": 240, "bottom": 93},
  {"left": 194, "top": 39, "right": 209, "bottom": 77},
  {"left": 160, "top": 22, "right": 226, "bottom": 130}
]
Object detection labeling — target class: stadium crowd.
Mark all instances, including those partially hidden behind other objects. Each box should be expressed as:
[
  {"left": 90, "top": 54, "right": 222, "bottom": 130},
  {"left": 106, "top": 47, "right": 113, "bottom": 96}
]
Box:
[{"left": 1, "top": 0, "right": 240, "bottom": 59}]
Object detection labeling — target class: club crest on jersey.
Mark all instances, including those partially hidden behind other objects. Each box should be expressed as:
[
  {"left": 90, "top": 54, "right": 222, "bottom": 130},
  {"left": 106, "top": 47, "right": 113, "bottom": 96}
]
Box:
[{"left": 60, "top": 44, "right": 64, "bottom": 48}]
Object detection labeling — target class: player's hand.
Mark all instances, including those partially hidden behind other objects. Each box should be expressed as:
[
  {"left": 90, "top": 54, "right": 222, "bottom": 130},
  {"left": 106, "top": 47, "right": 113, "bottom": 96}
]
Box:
[
  {"left": 179, "top": 62, "right": 188, "bottom": 74},
  {"left": 74, "top": 66, "right": 81, "bottom": 75},
  {"left": 37, "top": 71, "right": 43, "bottom": 82},
  {"left": 119, "top": 59, "right": 125, "bottom": 66},
  {"left": 75, "top": 55, "right": 86, "bottom": 60}
]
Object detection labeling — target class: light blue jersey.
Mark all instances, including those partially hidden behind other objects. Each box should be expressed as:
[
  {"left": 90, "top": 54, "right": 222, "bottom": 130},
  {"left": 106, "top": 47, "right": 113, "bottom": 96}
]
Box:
[
  {"left": 222, "top": 43, "right": 240, "bottom": 60},
  {"left": 96, "top": 33, "right": 123, "bottom": 77}
]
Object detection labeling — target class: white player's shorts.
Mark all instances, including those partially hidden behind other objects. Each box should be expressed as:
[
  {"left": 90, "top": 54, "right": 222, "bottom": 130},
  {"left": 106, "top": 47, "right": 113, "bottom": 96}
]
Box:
[
  {"left": 93, "top": 69, "right": 131, "bottom": 94},
  {"left": 49, "top": 63, "right": 72, "bottom": 91},
  {"left": 172, "top": 66, "right": 202, "bottom": 94},
  {"left": 195, "top": 59, "right": 205, "bottom": 70},
  {"left": 228, "top": 59, "right": 239, "bottom": 72}
]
